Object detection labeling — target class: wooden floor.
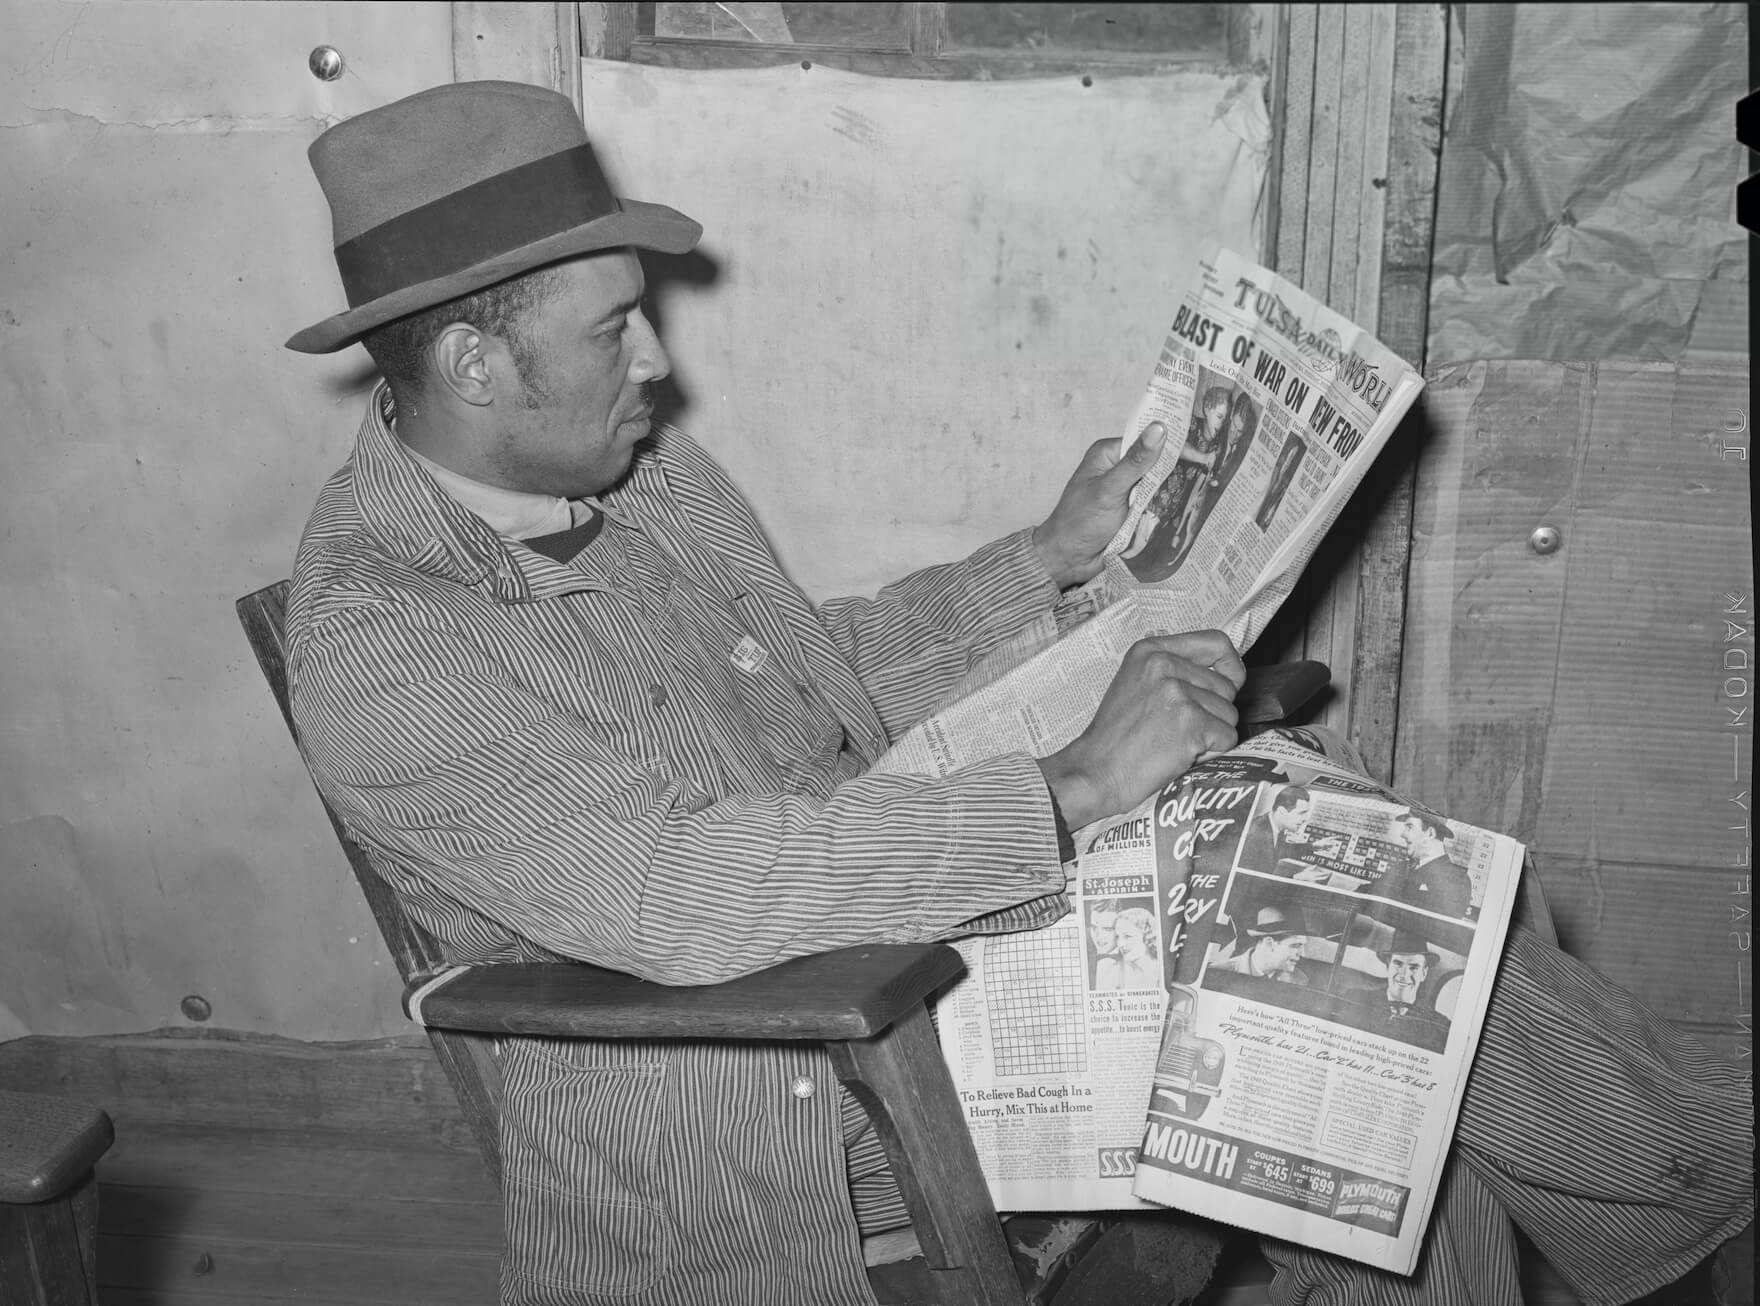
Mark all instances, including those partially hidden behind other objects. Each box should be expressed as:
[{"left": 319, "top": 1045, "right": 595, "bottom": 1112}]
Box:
[{"left": 0, "top": 1031, "right": 1746, "bottom": 1306}]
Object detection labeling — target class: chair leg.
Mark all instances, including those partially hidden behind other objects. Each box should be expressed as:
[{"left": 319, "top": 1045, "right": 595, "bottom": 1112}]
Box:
[
  {"left": 828, "top": 1006, "right": 1027, "bottom": 1306},
  {"left": 0, "top": 1171, "right": 101, "bottom": 1306}
]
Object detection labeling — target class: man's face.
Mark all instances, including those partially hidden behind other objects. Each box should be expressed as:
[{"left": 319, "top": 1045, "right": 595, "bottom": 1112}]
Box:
[
  {"left": 1386, "top": 951, "right": 1428, "bottom": 1006},
  {"left": 1261, "top": 934, "right": 1305, "bottom": 976},
  {"left": 1273, "top": 798, "right": 1312, "bottom": 837},
  {"left": 1089, "top": 911, "right": 1118, "bottom": 955},
  {"left": 486, "top": 250, "right": 670, "bottom": 498},
  {"left": 1205, "top": 395, "right": 1231, "bottom": 428},
  {"left": 1394, "top": 816, "right": 1428, "bottom": 855}
]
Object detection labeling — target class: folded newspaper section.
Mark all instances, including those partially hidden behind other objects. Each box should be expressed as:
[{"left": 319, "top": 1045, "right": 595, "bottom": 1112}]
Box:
[
  {"left": 933, "top": 731, "right": 1522, "bottom": 1273},
  {"left": 1128, "top": 733, "right": 1521, "bottom": 1274}
]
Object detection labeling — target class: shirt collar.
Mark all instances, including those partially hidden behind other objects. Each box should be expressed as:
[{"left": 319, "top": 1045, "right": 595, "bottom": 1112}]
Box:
[
  {"left": 348, "top": 382, "right": 607, "bottom": 602},
  {"left": 404, "top": 444, "right": 582, "bottom": 541}
]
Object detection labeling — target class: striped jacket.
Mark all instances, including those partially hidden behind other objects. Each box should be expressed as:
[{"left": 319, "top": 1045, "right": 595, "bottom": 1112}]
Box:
[{"left": 287, "top": 387, "right": 1069, "bottom": 1303}]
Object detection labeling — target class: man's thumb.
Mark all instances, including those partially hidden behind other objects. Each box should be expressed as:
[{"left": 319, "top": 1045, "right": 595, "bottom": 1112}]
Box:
[{"left": 1107, "top": 421, "right": 1166, "bottom": 484}]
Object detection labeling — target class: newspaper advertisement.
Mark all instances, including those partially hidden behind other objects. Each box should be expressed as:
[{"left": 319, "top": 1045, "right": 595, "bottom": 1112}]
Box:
[{"left": 1130, "top": 734, "right": 1522, "bottom": 1273}]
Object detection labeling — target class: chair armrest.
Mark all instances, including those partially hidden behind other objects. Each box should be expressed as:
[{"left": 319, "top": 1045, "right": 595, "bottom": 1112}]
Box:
[
  {"left": 0, "top": 1090, "right": 114, "bottom": 1204},
  {"left": 1239, "top": 660, "right": 1329, "bottom": 726},
  {"left": 407, "top": 943, "right": 965, "bottom": 1043}
]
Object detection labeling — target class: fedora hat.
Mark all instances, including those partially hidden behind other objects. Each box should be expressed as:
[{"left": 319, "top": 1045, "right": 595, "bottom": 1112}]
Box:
[
  {"left": 1245, "top": 905, "right": 1310, "bottom": 941},
  {"left": 287, "top": 80, "right": 701, "bottom": 354}
]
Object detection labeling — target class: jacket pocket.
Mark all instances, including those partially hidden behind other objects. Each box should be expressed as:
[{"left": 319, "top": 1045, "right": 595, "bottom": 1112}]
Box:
[{"left": 498, "top": 1039, "right": 677, "bottom": 1300}]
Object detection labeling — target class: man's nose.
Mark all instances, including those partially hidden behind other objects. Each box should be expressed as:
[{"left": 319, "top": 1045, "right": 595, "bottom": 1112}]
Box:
[{"left": 628, "top": 307, "right": 670, "bottom": 384}]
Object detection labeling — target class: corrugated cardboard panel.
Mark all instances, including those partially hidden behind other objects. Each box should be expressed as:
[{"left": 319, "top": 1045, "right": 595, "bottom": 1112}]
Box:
[
  {"left": 1396, "top": 362, "right": 1587, "bottom": 838},
  {"left": 1398, "top": 358, "right": 1752, "bottom": 1032},
  {"left": 1536, "top": 365, "right": 1750, "bottom": 865}
]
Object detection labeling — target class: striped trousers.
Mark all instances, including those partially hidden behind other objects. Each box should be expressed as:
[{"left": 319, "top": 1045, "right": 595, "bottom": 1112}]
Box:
[{"left": 846, "top": 924, "right": 1754, "bottom": 1305}]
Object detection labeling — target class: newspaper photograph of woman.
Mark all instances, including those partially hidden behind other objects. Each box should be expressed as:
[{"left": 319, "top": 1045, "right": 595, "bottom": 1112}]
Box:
[
  {"left": 1120, "top": 370, "right": 1259, "bottom": 582},
  {"left": 1094, "top": 903, "right": 1165, "bottom": 990}
]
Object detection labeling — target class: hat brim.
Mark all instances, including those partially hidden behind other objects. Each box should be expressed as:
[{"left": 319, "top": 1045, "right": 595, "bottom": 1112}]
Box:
[{"left": 285, "top": 199, "right": 702, "bottom": 354}]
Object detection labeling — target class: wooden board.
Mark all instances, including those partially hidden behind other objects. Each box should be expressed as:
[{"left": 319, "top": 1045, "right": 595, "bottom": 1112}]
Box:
[
  {"left": 1258, "top": 4, "right": 1446, "bottom": 785},
  {"left": 0, "top": 1034, "right": 474, "bottom": 1149}
]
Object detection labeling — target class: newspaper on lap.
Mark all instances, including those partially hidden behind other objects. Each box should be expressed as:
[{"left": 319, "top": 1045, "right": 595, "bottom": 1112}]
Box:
[{"left": 870, "top": 247, "right": 1521, "bottom": 1274}]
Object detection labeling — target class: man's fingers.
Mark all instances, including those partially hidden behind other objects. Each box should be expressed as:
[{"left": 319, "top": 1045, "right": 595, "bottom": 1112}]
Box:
[
  {"left": 1132, "top": 630, "right": 1246, "bottom": 690},
  {"left": 1168, "top": 679, "right": 1240, "bottom": 728}
]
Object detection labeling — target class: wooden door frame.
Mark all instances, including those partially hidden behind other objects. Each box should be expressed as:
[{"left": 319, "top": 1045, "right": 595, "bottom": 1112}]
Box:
[{"left": 1260, "top": 4, "right": 1447, "bottom": 784}]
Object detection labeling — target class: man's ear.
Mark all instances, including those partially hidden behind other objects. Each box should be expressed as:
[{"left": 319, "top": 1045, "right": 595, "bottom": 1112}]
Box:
[{"left": 431, "top": 322, "right": 495, "bottom": 408}]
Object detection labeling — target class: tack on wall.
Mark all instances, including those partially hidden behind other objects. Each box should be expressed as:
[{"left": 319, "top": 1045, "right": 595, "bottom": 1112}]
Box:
[{"left": 1, "top": 3, "right": 1267, "bottom": 1039}]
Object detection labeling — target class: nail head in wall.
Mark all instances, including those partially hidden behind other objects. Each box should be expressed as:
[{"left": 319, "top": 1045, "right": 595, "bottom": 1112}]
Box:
[
  {"left": 194, "top": 1252, "right": 215, "bottom": 1276},
  {"left": 1081, "top": 75, "right": 1093, "bottom": 87},
  {"left": 801, "top": 60, "right": 812, "bottom": 70},
  {"left": 308, "top": 45, "right": 345, "bottom": 82},
  {"left": 180, "top": 994, "right": 212, "bottom": 1022}
]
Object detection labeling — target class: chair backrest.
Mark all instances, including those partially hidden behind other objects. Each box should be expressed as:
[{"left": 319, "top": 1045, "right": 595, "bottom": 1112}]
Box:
[{"left": 236, "top": 580, "right": 507, "bottom": 1185}]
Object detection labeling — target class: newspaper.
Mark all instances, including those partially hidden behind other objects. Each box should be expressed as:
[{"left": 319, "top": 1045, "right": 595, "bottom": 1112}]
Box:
[
  {"left": 1094, "top": 245, "right": 1426, "bottom": 652},
  {"left": 869, "top": 250, "right": 1520, "bottom": 1270},
  {"left": 1129, "top": 734, "right": 1520, "bottom": 1272},
  {"left": 874, "top": 245, "right": 1424, "bottom": 778},
  {"left": 932, "top": 730, "right": 1522, "bottom": 1273}
]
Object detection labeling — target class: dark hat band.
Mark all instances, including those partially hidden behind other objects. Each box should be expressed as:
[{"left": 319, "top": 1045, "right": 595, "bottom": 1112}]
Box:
[{"left": 333, "top": 143, "right": 618, "bottom": 308}]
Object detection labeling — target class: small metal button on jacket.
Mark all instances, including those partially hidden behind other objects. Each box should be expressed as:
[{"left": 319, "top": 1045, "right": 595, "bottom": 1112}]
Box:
[
  {"left": 790, "top": 1075, "right": 816, "bottom": 1100},
  {"left": 649, "top": 683, "right": 669, "bottom": 708}
]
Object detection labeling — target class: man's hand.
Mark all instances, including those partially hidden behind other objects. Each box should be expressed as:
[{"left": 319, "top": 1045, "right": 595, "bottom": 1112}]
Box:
[
  {"left": 1037, "top": 631, "right": 1246, "bottom": 830},
  {"left": 1031, "top": 422, "right": 1167, "bottom": 590}
]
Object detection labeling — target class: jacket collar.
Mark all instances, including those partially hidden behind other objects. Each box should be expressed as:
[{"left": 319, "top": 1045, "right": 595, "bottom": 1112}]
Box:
[{"left": 349, "top": 383, "right": 653, "bottom": 601}]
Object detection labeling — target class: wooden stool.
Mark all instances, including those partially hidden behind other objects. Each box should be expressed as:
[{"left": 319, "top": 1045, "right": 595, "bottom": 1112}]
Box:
[{"left": 0, "top": 1089, "right": 114, "bottom": 1306}]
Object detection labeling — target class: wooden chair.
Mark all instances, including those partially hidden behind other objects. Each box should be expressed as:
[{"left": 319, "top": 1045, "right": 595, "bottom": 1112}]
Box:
[
  {"left": 0, "top": 1090, "right": 113, "bottom": 1306},
  {"left": 236, "top": 579, "right": 1327, "bottom": 1306}
]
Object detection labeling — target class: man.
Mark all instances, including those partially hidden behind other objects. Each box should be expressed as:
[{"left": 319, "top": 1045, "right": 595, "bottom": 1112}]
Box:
[
  {"left": 1212, "top": 905, "right": 1310, "bottom": 984},
  {"left": 1376, "top": 809, "right": 1473, "bottom": 919},
  {"left": 283, "top": 80, "right": 1243, "bottom": 1306},
  {"left": 1371, "top": 929, "right": 1451, "bottom": 1053},
  {"left": 1085, "top": 898, "right": 1121, "bottom": 986},
  {"left": 1236, "top": 784, "right": 1330, "bottom": 880},
  {"left": 285, "top": 81, "right": 1749, "bottom": 1306}
]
